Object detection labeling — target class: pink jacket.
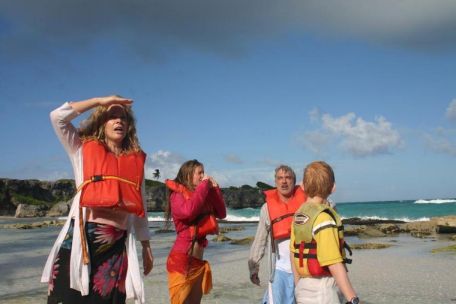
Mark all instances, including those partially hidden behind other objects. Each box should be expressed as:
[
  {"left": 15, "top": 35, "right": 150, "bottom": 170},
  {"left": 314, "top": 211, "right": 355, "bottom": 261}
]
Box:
[{"left": 170, "top": 180, "right": 226, "bottom": 253}]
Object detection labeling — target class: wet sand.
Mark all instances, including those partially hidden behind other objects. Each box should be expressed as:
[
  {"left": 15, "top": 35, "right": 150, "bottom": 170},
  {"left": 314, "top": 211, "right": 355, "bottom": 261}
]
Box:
[{"left": 1, "top": 218, "right": 455, "bottom": 304}]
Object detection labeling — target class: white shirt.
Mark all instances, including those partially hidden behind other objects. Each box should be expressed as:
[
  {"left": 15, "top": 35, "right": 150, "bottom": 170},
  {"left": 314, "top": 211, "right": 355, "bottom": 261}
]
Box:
[
  {"left": 41, "top": 102, "right": 150, "bottom": 304},
  {"left": 275, "top": 239, "right": 292, "bottom": 273}
]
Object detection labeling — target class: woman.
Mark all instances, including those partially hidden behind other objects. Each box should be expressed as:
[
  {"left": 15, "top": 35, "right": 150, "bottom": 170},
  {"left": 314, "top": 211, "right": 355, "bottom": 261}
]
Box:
[
  {"left": 165, "top": 160, "right": 226, "bottom": 304},
  {"left": 41, "top": 95, "right": 153, "bottom": 304}
]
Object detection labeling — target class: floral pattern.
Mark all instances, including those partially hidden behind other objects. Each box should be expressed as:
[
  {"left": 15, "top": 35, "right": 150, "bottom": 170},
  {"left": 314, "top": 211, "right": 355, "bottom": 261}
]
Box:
[
  {"left": 48, "top": 220, "right": 128, "bottom": 304},
  {"left": 48, "top": 255, "right": 60, "bottom": 294},
  {"left": 93, "top": 251, "right": 128, "bottom": 296},
  {"left": 92, "top": 224, "right": 126, "bottom": 255}
]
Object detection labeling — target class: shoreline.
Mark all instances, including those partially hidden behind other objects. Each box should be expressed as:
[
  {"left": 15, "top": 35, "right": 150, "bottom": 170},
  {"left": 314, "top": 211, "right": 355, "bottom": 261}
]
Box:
[{"left": 1, "top": 219, "right": 456, "bottom": 303}]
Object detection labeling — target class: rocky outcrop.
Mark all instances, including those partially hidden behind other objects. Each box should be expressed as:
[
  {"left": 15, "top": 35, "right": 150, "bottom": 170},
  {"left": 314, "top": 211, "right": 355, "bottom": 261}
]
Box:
[
  {"left": 0, "top": 178, "right": 75, "bottom": 217},
  {"left": 0, "top": 178, "right": 266, "bottom": 217},
  {"left": 15, "top": 204, "right": 47, "bottom": 218},
  {"left": 221, "top": 185, "right": 265, "bottom": 209},
  {"left": 435, "top": 216, "right": 456, "bottom": 233}
]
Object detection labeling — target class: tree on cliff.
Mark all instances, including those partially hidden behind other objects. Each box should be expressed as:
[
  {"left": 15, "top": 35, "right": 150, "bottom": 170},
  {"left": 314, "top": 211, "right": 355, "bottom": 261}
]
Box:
[{"left": 153, "top": 169, "right": 160, "bottom": 180}]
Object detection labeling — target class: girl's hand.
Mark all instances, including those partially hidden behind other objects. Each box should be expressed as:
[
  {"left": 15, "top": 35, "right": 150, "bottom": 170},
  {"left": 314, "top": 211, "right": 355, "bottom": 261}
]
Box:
[{"left": 208, "top": 177, "right": 219, "bottom": 188}]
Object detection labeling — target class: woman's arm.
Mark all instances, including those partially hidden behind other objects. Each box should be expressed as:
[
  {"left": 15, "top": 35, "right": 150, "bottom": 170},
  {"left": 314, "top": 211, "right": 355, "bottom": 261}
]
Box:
[
  {"left": 207, "top": 187, "right": 226, "bottom": 219},
  {"left": 171, "top": 180, "right": 211, "bottom": 222},
  {"left": 50, "top": 95, "right": 133, "bottom": 155},
  {"left": 69, "top": 95, "right": 132, "bottom": 114},
  {"left": 50, "top": 103, "right": 82, "bottom": 155},
  {"left": 134, "top": 179, "right": 153, "bottom": 275}
]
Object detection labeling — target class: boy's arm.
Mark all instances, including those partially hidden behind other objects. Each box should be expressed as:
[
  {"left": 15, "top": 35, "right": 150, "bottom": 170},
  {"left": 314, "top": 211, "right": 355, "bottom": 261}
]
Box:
[
  {"left": 289, "top": 222, "right": 300, "bottom": 285},
  {"left": 328, "top": 262, "right": 357, "bottom": 302},
  {"left": 290, "top": 251, "right": 300, "bottom": 285}
]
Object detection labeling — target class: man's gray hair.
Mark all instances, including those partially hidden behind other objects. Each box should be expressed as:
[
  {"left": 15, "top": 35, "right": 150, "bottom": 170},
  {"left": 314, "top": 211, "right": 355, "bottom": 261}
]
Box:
[{"left": 274, "top": 164, "right": 296, "bottom": 183}]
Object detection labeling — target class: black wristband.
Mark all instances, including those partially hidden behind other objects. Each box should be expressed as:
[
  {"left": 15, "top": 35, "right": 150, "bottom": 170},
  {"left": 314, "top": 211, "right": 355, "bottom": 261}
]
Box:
[{"left": 346, "top": 296, "right": 359, "bottom": 304}]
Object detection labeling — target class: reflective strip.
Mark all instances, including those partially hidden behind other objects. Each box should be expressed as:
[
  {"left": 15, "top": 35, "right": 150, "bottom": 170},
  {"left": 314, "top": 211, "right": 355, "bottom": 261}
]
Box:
[
  {"left": 77, "top": 175, "right": 139, "bottom": 192},
  {"left": 312, "top": 219, "right": 336, "bottom": 237}
]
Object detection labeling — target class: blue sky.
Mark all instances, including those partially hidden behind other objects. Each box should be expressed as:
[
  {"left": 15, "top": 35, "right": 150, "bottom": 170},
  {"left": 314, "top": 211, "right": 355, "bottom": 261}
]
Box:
[{"left": 1, "top": 1, "right": 456, "bottom": 203}]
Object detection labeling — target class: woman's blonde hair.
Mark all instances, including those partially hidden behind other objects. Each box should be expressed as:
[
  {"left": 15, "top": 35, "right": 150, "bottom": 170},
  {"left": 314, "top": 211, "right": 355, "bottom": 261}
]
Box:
[
  {"left": 78, "top": 105, "right": 141, "bottom": 153},
  {"left": 303, "top": 161, "right": 335, "bottom": 199}
]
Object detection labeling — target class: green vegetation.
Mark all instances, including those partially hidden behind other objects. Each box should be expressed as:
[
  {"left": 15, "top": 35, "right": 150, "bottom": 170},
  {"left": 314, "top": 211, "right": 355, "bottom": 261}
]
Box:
[
  {"left": 432, "top": 244, "right": 456, "bottom": 254},
  {"left": 240, "top": 184, "right": 254, "bottom": 190},
  {"left": 350, "top": 243, "right": 393, "bottom": 249},
  {"left": 11, "top": 194, "right": 49, "bottom": 206},
  {"left": 256, "top": 181, "right": 274, "bottom": 190},
  {"left": 145, "top": 179, "right": 164, "bottom": 187}
]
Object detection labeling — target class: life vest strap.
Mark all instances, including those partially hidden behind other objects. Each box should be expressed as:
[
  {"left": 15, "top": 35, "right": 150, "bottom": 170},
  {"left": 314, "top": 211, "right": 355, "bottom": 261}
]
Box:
[
  {"left": 76, "top": 174, "right": 139, "bottom": 266},
  {"left": 299, "top": 242, "right": 305, "bottom": 267},
  {"left": 77, "top": 175, "right": 139, "bottom": 192},
  {"left": 294, "top": 242, "right": 316, "bottom": 249},
  {"left": 294, "top": 252, "right": 318, "bottom": 260},
  {"left": 270, "top": 212, "right": 294, "bottom": 225},
  {"left": 344, "top": 242, "right": 353, "bottom": 256}
]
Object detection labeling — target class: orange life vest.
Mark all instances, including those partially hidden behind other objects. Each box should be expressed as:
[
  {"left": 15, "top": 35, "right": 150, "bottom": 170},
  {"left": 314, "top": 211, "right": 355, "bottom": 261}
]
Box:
[
  {"left": 265, "top": 186, "right": 306, "bottom": 240},
  {"left": 78, "top": 140, "right": 146, "bottom": 217},
  {"left": 165, "top": 179, "right": 219, "bottom": 238}
]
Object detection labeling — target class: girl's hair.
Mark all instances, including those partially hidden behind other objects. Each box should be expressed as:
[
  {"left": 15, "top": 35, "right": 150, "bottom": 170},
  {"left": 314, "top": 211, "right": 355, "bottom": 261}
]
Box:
[
  {"left": 303, "top": 161, "right": 335, "bottom": 199},
  {"left": 165, "top": 159, "right": 204, "bottom": 224},
  {"left": 78, "top": 105, "right": 141, "bottom": 153}
]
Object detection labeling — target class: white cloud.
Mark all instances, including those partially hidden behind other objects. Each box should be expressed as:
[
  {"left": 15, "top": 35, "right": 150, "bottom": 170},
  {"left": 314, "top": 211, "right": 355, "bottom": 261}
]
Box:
[
  {"left": 300, "top": 112, "right": 403, "bottom": 157},
  {"left": 224, "top": 154, "right": 243, "bottom": 164},
  {"left": 145, "top": 150, "right": 185, "bottom": 181},
  {"left": 297, "top": 130, "right": 331, "bottom": 155},
  {"left": 446, "top": 99, "right": 456, "bottom": 121},
  {"left": 309, "top": 108, "right": 321, "bottom": 124},
  {"left": 210, "top": 167, "right": 275, "bottom": 188},
  {"left": 424, "top": 128, "right": 456, "bottom": 156}
]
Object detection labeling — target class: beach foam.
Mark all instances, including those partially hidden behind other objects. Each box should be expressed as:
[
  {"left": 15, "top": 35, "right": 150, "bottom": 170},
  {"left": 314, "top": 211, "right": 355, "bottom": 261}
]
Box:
[{"left": 414, "top": 198, "right": 456, "bottom": 204}]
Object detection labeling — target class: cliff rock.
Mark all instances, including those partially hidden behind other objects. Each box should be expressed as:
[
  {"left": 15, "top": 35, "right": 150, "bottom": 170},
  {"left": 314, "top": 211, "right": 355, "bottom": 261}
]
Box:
[{"left": 0, "top": 178, "right": 267, "bottom": 217}]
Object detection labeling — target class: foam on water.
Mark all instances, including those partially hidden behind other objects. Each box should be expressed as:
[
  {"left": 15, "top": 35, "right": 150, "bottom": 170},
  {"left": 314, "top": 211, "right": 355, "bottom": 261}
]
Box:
[{"left": 414, "top": 198, "right": 456, "bottom": 204}]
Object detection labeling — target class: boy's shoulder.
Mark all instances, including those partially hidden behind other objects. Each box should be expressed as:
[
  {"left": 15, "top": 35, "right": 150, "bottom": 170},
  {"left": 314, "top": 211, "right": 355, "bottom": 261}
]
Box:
[{"left": 313, "top": 209, "right": 337, "bottom": 229}]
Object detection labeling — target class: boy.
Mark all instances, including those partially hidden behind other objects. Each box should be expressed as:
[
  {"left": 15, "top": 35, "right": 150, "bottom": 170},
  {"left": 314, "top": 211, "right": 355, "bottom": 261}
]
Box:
[{"left": 290, "top": 161, "right": 360, "bottom": 304}]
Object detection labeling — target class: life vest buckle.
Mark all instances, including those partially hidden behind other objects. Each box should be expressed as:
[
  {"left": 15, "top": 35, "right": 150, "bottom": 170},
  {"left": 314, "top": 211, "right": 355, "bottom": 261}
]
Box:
[{"left": 91, "top": 175, "right": 104, "bottom": 182}]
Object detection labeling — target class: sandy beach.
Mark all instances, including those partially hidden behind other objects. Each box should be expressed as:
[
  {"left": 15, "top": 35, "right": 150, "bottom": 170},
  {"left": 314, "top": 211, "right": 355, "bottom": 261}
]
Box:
[{"left": 1, "top": 217, "right": 455, "bottom": 304}]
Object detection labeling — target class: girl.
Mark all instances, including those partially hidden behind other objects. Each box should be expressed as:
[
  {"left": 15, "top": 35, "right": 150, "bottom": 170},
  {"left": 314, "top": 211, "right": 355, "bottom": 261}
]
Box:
[{"left": 165, "top": 160, "right": 226, "bottom": 304}]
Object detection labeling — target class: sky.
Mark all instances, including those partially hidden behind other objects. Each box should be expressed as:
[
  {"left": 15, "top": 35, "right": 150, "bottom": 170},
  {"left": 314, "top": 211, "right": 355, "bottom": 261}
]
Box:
[{"left": 1, "top": 0, "right": 456, "bottom": 203}]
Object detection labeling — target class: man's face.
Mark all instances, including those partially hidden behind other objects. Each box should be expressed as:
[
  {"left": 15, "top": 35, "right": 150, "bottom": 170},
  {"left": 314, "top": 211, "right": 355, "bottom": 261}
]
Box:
[{"left": 275, "top": 169, "right": 295, "bottom": 198}]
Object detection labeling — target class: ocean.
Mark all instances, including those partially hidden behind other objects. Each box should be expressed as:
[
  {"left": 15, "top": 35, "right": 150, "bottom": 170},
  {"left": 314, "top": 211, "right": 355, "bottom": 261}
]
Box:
[{"left": 147, "top": 198, "right": 456, "bottom": 223}]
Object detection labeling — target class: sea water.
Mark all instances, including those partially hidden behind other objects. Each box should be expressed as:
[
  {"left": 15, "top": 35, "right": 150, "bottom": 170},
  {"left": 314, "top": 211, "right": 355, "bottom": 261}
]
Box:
[{"left": 147, "top": 198, "right": 456, "bottom": 223}]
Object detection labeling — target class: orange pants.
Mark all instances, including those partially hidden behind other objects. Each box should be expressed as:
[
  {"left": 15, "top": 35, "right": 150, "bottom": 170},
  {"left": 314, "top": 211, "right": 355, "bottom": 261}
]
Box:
[{"left": 167, "top": 251, "right": 212, "bottom": 304}]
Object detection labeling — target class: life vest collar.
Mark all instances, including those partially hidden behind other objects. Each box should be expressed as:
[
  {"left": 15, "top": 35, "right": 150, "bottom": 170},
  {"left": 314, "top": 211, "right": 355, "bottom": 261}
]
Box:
[
  {"left": 265, "top": 186, "right": 306, "bottom": 240},
  {"left": 165, "top": 179, "right": 219, "bottom": 241},
  {"left": 165, "top": 179, "right": 193, "bottom": 200}
]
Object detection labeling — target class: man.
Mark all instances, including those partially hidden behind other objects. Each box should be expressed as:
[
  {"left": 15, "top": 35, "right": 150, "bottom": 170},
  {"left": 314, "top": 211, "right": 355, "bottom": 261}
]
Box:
[{"left": 248, "top": 165, "right": 307, "bottom": 304}]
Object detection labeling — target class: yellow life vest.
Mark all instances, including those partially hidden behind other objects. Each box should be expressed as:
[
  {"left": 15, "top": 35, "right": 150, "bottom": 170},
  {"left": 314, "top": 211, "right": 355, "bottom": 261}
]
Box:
[{"left": 291, "top": 203, "right": 351, "bottom": 278}]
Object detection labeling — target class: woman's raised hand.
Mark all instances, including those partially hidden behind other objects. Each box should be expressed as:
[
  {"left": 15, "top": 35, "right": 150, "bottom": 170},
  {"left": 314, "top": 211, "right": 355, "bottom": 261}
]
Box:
[
  {"left": 69, "top": 95, "right": 133, "bottom": 114},
  {"left": 96, "top": 95, "right": 133, "bottom": 107}
]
